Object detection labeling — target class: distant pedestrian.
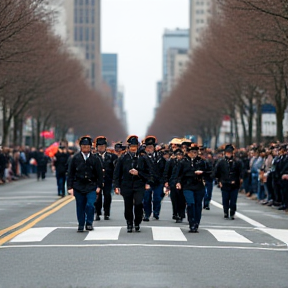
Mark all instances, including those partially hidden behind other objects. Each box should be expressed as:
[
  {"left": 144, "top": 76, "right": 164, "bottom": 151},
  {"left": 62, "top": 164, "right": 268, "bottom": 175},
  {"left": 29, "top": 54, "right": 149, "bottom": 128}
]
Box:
[
  {"left": 35, "top": 147, "right": 49, "bottom": 180},
  {"left": 52, "top": 143, "right": 70, "bottom": 197}
]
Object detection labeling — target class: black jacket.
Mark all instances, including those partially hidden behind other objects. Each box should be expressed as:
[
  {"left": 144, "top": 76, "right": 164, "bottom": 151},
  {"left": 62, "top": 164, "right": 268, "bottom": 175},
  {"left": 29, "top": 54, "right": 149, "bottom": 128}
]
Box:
[
  {"left": 67, "top": 152, "right": 103, "bottom": 193},
  {"left": 173, "top": 156, "right": 208, "bottom": 191},
  {"left": 142, "top": 152, "right": 166, "bottom": 187},
  {"left": 96, "top": 152, "right": 118, "bottom": 183},
  {"left": 213, "top": 157, "right": 243, "bottom": 190},
  {"left": 113, "top": 152, "right": 150, "bottom": 196},
  {"left": 54, "top": 151, "right": 70, "bottom": 175}
]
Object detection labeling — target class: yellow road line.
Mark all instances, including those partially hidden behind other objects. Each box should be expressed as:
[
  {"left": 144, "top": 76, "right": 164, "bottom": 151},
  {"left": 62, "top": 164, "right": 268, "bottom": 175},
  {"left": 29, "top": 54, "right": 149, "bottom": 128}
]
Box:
[
  {"left": 0, "top": 196, "right": 73, "bottom": 237},
  {"left": 0, "top": 196, "right": 74, "bottom": 246}
]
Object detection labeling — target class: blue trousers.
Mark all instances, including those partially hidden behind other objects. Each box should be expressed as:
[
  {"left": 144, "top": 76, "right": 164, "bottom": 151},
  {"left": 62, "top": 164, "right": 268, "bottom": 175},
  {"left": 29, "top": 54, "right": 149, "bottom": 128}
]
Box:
[
  {"left": 74, "top": 189, "right": 96, "bottom": 227},
  {"left": 143, "top": 184, "right": 164, "bottom": 218},
  {"left": 221, "top": 188, "right": 238, "bottom": 215},
  {"left": 184, "top": 188, "right": 205, "bottom": 226},
  {"left": 56, "top": 173, "right": 66, "bottom": 196},
  {"left": 203, "top": 180, "right": 213, "bottom": 207}
]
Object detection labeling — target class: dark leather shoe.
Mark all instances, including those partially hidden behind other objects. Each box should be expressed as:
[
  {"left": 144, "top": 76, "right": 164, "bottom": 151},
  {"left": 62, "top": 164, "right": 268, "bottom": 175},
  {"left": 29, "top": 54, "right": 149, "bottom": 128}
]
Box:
[
  {"left": 104, "top": 216, "right": 110, "bottom": 220},
  {"left": 127, "top": 225, "right": 133, "bottom": 233},
  {"left": 172, "top": 215, "right": 177, "bottom": 220},
  {"left": 153, "top": 215, "right": 159, "bottom": 220},
  {"left": 95, "top": 215, "right": 100, "bottom": 221},
  {"left": 77, "top": 226, "right": 84, "bottom": 232},
  {"left": 86, "top": 225, "right": 94, "bottom": 231},
  {"left": 205, "top": 206, "right": 210, "bottom": 210},
  {"left": 224, "top": 214, "right": 229, "bottom": 219},
  {"left": 230, "top": 216, "right": 235, "bottom": 220},
  {"left": 176, "top": 218, "right": 183, "bottom": 223},
  {"left": 189, "top": 225, "right": 198, "bottom": 233},
  {"left": 143, "top": 217, "right": 149, "bottom": 222},
  {"left": 135, "top": 225, "right": 140, "bottom": 232}
]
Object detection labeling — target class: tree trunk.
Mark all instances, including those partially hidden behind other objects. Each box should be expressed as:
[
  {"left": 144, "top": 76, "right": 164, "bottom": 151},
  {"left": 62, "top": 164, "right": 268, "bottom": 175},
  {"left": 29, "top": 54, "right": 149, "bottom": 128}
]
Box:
[
  {"left": 240, "top": 106, "right": 248, "bottom": 147},
  {"left": 248, "top": 97, "right": 254, "bottom": 145},
  {"left": 256, "top": 96, "right": 262, "bottom": 144}
]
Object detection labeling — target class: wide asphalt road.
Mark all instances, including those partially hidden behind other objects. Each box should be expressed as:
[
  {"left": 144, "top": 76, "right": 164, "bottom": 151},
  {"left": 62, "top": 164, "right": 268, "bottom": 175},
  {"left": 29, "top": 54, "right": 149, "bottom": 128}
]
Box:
[{"left": 0, "top": 175, "right": 288, "bottom": 288}]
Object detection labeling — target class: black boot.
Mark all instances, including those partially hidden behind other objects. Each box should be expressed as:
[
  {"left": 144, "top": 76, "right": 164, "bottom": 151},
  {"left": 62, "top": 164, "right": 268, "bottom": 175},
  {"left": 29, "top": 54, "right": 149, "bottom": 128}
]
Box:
[
  {"left": 230, "top": 210, "right": 235, "bottom": 220},
  {"left": 127, "top": 221, "right": 133, "bottom": 233},
  {"left": 187, "top": 205, "right": 196, "bottom": 233}
]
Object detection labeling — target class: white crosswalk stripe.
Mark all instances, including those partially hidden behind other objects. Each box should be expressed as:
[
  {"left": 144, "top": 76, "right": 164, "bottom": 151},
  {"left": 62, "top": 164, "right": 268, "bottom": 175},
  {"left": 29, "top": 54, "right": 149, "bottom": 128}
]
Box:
[
  {"left": 84, "top": 227, "right": 121, "bottom": 241},
  {"left": 205, "top": 229, "right": 252, "bottom": 243},
  {"left": 10, "top": 227, "right": 57, "bottom": 242},
  {"left": 257, "top": 228, "right": 288, "bottom": 245},
  {"left": 152, "top": 227, "right": 187, "bottom": 241},
  {"left": 7, "top": 226, "right": 288, "bottom": 246}
]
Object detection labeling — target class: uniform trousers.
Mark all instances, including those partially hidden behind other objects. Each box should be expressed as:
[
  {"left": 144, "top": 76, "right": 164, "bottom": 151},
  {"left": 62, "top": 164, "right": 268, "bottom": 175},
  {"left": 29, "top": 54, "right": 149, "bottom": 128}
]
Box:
[
  {"left": 143, "top": 184, "right": 164, "bottom": 218},
  {"left": 122, "top": 189, "right": 145, "bottom": 225},
  {"left": 170, "top": 187, "right": 186, "bottom": 219},
  {"left": 221, "top": 188, "right": 238, "bottom": 216},
  {"left": 183, "top": 188, "right": 205, "bottom": 227},
  {"left": 95, "top": 182, "right": 112, "bottom": 216},
  {"left": 203, "top": 180, "right": 213, "bottom": 208},
  {"left": 74, "top": 189, "right": 96, "bottom": 227}
]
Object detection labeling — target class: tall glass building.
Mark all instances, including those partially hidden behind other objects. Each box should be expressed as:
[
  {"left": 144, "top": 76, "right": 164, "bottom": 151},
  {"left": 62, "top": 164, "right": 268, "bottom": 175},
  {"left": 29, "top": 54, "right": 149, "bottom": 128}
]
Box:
[
  {"left": 64, "top": 0, "right": 101, "bottom": 89},
  {"left": 102, "top": 53, "right": 118, "bottom": 102},
  {"left": 162, "top": 29, "right": 189, "bottom": 79}
]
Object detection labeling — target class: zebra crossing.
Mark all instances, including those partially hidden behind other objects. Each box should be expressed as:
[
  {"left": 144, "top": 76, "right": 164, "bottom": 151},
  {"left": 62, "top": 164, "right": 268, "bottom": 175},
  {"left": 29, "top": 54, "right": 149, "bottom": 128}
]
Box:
[{"left": 6, "top": 225, "right": 288, "bottom": 248}]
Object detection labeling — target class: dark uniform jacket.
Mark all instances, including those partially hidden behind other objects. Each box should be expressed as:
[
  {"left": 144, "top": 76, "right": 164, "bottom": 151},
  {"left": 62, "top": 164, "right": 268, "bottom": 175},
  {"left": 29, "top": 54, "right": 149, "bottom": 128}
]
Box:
[
  {"left": 96, "top": 152, "right": 118, "bottom": 184},
  {"left": 142, "top": 152, "right": 166, "bottom": 187},
  {"left": 113, "top": 152, "right": 150, "bottom": 196},
  {"left": 173, "top": 156, "right": 208, "bottom": 191},
  {"left": 163, "top": 158, "right": 177, "bottom": 187},
  {"left": 35, "top": 152, "right": 49, "bottom": 173},
  {"left": 54, "top": 151, "right": 70, "bottom": 175},
  {"left": 213, "top": 157, "right": 243, "bottom": 190},
  {"left": 67, "top": 152, "right": 103, "bottom": 193}
]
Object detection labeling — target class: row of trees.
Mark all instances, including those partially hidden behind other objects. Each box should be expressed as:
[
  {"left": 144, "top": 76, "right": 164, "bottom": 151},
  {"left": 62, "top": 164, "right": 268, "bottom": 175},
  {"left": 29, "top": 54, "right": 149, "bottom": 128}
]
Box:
[
  {"left": 147, "top": 0, "right": 288, "bottom": 147},
  {"left": 0, "top": 0, "right": 127, "bottom": 147}
]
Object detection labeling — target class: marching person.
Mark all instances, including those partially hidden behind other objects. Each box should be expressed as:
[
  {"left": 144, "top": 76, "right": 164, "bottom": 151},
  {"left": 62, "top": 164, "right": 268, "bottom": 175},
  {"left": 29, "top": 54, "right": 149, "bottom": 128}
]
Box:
[
  {"left": 113, "top": 135, "right": 149, "bottom": 232},
  {"left": 52, "top": 143, "right": 70, "bottom": 197},
  {"left": 173, "top": 145, "right": 208, "bottom": 233},
  {"left": 142, "top": 136, "right": 166, "bottom": 221},
  {"left": 94, "top": 136, "right": 118, "bottom": 221},
  {"left": 35, "top": 147, "right": 49, "bottom": 181},
  {"left": 164, "top": 148, "right": 186, "bottom": 223},
  {"left": 213, "top": 144, "right": 243, "bottom": 220},
  {"left": 67, "top": 136, "right": 103, "bottom": 232}
]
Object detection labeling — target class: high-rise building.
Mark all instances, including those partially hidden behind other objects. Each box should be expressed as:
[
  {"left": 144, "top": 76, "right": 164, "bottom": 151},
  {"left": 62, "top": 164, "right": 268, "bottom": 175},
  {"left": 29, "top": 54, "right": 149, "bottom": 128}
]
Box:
[
  {"left": 160, "top": 29, "right": 189, "bottom": 102},
  {"left": 166, "top": 48, "right": 189, "bottom": 93},
  {"left": 162, "top": 29, "right": 189, "bottom": 79},
  {"left": 64, "top": 0, "right": 101, "bottom": 89},
  {"left": 102, "top": 53, "right": 118, "bottom": 103},
  {"left": 189, "top": 0, "right": 217, "bottom": 50}
]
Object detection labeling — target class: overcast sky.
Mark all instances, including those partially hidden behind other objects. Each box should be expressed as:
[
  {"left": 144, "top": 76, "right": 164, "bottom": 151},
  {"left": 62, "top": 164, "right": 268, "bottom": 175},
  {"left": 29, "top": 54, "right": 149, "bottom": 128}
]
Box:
[{"left": 101, "top": 0, "right": 189, "bottom": 138}]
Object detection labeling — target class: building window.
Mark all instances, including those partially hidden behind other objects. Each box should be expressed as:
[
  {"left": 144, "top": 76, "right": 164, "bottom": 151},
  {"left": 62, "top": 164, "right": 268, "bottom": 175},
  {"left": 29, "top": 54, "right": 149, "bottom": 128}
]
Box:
[
  {"left": 91, "top": 27, "right": 95, "bottom": 41},
  {"left": 79, "top": 26, "right": 83, "bottom": 41},
  {"left": 91, "top": 9, "right": 95, "bottom": 23},
  {"left": 91, "top": 63, "right": 95, "bottom": 78},
  {"left": 85, "top": 27, "right": 89, "bottom": 41},
  {"left": 91, "top": 0, "right": 95, "bottom": 5},
  {"left": 79, "top": 8, "right": 83, "bottom": 23},
  {"left": 74, "top": 8, "right": 78, "bottom": 23},
  {"left": 85, "top": 8, "right": 89, "bottom": 23},
  {"left": 79, "top": 0, "right": 83, "bottom": 5},
  {"left": 74, "top": 27, "right": 78, "bottom": 41},
  {"left": 75, "top": 0, "right": 78, "bottom": 5}
]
